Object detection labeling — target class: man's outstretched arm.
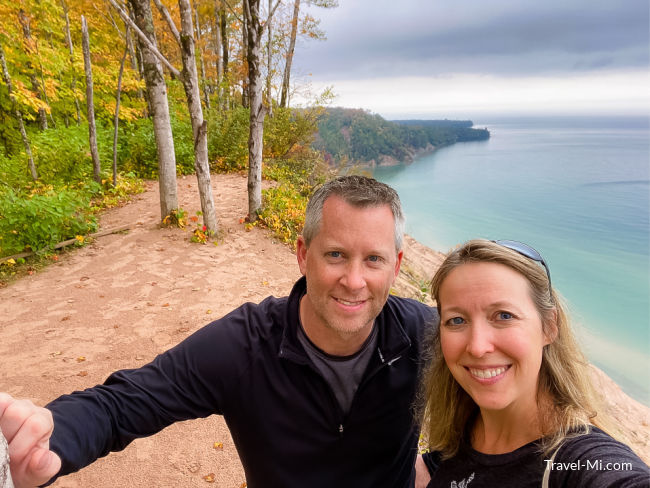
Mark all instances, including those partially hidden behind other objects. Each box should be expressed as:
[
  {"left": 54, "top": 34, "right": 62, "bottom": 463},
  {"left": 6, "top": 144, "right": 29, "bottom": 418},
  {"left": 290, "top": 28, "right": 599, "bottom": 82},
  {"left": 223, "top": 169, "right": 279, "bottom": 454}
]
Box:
[{"left": 0, "top": 393, "right": 61, "bottom": 488}]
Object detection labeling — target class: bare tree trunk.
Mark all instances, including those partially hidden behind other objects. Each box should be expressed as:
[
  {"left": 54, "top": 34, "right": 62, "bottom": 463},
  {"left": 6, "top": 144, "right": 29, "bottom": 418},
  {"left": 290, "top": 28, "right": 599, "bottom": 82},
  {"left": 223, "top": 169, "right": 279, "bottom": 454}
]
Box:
[
  {"left": 0, "top": 43, "right": 37, "bottom": 181},
  {"left": 0, "top": 426, "right": 13, "bottom": 488},
  {"left": 241, "top": 11, "right": 249, "bottom": 108},
  {"left": 243, "top": 0, "right": 264, "bottom": 219},
  {"left": 81, "top": 16, "right": 102, "bottom": 184},
  {"left": 18, "top": 9, "right": 48, "bottom": 130},
  {"left": 114, "top": 27, "right": 129, "bottom": 187},
  {"left": 128, "top": 0, "right": 179, "bottom": 220},
  {"left": 178, "top": 0, "right": 218, "bottom": 233},
  {"left": 218, "top": 2, "right": 229, "bottom": 109},
  {"left": 280, "top": 0, "right": 300, "bottom": 108},
  {"left": 193, "top": 2, "right": 211, "bottom": 110},
  {"left": 213, "top": 3, "right": 223, "bottom": 89},
  {"left": 220, "top": 4, "right": 229, "bottom": 76},
  {"left": 125, "top": 14, "right": 144, "bottom": 101},
  {"left": 265, "top": 0, "right": 273, "bottom": 117},
  {"left": 61, "top": 0, "right": 81, "bottom": 125}
]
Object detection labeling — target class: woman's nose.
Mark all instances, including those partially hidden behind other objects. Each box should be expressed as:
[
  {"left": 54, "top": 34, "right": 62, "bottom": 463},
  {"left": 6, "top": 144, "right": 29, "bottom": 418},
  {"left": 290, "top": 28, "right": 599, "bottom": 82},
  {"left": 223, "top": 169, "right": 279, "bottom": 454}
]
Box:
[{"left": 466, "top": 321, "right": 495, "bottom": 358}]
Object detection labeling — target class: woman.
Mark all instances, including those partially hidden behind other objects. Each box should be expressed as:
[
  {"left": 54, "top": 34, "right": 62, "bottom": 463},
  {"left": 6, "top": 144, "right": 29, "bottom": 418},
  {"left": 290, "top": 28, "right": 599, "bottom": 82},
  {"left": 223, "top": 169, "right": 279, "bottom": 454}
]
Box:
[{"left": 419, "top": 239, "right": 649, "bottom": 487}]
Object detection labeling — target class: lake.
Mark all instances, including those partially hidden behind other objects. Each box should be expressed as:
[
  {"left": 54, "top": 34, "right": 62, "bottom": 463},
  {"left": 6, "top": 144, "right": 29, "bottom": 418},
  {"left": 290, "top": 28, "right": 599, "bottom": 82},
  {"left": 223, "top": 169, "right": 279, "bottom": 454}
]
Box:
[{"left": 373, "top": 116, "right": 650, "bottom": 405}]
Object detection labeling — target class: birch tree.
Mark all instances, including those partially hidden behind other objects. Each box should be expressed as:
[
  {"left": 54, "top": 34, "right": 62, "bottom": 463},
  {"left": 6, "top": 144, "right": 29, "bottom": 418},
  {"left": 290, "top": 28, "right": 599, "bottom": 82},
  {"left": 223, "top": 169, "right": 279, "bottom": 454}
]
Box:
[
  {"left": 0, "top": 43, "right": 38, "bottom": 181},
  {"left": 111, "top": 0, "right": 218, "bottom": 233},
  {"left": 0, "top": 426, "right": 13, "bottom": 488},
  {"left": 242, "top": 0, "right": 280, "bottom": 220},
  {"left": 152, "top": 0, "right": 218, "bottom": 232},
  {"left": 278, "top": 0, "right": 298, "bottom": 108},
  {"left": 123, "top": 0, "right": 179, "bottom": 220},
  {"left": 17, "top": 8, "right": 49, "bottom": 130},
  {"left": 114, "top": 26, "right": 130, "bottom": 187},
  {"left": 60, "top": 0, "right": 81, "bottom": 125},
  {"left": 81, "top": 15, "right": 102, "bottom": 184}
]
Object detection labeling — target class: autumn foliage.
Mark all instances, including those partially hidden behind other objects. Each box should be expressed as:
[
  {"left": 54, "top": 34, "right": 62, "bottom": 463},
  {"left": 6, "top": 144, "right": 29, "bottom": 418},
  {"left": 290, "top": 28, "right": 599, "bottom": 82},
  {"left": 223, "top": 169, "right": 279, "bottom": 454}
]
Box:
[{"left": 0, "top": 0, "right": 336, "bottom": 259}]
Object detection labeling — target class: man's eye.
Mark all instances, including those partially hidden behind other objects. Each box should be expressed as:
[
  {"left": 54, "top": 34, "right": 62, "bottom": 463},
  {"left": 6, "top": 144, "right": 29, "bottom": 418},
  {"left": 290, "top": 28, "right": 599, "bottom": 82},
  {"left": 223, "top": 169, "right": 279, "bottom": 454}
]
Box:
[
  {"left": 368, "top": 255, "right": 380, "bottom": 262},
  {"left": 446, "top": 317, "right": 465, "bottom": 326},
  {"left": 497, "top": 312, "right": 513, "bottom": 320},
  {"left": 328, "top": 251, "right": 341, "bottom": 258}
]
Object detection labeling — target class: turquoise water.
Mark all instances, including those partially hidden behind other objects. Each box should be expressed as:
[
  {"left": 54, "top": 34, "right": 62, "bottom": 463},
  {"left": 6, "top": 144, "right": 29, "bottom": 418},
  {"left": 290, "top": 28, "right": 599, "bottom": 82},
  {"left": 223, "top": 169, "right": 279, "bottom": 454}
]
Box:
[{"left": 373, "top": 116, "right": 650, "bottom": 405}]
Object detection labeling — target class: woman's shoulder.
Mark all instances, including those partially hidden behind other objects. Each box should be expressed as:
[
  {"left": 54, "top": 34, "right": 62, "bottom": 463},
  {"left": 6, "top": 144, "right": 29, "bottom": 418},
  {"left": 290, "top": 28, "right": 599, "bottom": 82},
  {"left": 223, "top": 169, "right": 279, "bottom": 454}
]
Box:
[{"left": 550, "top": 427, "right": 649, "bottom": 487}]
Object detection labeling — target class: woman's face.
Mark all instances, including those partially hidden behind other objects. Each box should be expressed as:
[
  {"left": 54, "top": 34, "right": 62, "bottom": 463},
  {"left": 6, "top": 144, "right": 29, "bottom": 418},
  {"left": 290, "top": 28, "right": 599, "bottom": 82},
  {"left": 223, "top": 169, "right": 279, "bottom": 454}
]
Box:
[{"left": 439, "top": 262, "right": 554, "bottom": 413}]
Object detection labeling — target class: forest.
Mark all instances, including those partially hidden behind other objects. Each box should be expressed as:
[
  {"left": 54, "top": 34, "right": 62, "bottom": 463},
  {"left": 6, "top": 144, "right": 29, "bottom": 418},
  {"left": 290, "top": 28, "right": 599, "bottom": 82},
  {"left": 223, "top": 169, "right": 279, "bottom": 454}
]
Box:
[
  {"left": 0, "top": 0, "right": 487, "bottom": 270},
  {"left": 0, "top": 0, "right": 339, "bottom": 266}
]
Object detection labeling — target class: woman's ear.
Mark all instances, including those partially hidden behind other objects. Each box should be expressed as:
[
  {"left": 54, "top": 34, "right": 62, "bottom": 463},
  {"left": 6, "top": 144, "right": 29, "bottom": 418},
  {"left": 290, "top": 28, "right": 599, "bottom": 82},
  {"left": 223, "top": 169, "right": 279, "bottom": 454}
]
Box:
[{"left": 544, "top": 309, "right": 559, "bottom": 346}]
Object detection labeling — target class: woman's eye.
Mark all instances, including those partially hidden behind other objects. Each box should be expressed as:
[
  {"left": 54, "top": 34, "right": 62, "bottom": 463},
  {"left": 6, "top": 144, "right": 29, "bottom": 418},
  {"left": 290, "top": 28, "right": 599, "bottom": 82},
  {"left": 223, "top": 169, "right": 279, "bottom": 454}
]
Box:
[{"left": 497, "top": 312, "right": 513, "bottom": 320}]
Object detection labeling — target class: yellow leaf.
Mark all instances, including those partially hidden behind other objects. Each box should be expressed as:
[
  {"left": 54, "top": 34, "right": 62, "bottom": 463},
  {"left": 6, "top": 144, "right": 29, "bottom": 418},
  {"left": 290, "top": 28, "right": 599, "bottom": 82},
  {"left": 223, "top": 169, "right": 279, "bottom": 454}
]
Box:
[
  {"left": 213, "top": 442, "right": 223, "bottom": 450},
  {"left": 76, "top": 356, "right": 86, "bottom": 362},
  {"left": 203, "top": 473, "right": 216, "bottom": 483},
  {"left": 206, "top": 309, "right": 212, "bottom": 314}
]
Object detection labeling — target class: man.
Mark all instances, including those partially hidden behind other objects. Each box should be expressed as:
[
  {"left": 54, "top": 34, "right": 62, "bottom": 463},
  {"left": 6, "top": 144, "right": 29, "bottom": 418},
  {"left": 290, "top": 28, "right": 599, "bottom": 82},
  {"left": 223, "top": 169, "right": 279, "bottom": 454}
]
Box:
[{"left": 0, "top": 176, "right": 437, "bottom": 487}]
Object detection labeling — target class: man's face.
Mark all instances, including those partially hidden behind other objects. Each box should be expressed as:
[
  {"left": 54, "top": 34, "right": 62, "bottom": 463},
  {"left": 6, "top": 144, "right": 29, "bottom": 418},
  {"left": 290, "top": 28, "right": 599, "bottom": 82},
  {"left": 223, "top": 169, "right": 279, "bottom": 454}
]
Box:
[{"left": 296, "top": 195, "right": 403, "bottom": 355}]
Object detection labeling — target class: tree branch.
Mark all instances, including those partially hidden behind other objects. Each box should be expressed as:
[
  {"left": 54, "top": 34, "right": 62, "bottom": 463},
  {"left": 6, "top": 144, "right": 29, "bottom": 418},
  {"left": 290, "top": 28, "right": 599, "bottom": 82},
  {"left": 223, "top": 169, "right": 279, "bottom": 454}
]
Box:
[
  {"left": 106, "top": 0, "right": 181, "bottom": 78},
  {"left": 222, "top": 0, "right": 243, "bottom": 23},
  {"left": 152, "top": 0, "right": 181, "bottom": 46}
]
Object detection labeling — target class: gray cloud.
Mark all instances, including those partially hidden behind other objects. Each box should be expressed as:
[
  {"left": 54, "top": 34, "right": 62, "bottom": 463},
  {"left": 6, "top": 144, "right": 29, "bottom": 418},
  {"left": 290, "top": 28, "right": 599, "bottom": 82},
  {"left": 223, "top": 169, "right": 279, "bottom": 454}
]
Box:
[{"left": 294, "top": 0, "right": 649, "bottom": 80}]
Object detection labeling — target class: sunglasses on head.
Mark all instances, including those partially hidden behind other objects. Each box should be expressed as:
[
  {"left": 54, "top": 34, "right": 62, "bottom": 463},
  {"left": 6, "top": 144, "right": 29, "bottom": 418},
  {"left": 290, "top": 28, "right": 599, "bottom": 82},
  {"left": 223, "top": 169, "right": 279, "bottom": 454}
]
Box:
[{"left": 493, "top": 240, "right": 552, "bottom": 296}]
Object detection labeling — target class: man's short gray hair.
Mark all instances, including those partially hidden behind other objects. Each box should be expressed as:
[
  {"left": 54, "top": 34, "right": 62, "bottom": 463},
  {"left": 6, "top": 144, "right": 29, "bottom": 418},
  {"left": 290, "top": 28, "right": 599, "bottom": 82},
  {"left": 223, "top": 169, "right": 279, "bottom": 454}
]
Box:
[{"left": 302, "top": 175, "right": 405, "bottom": 252}]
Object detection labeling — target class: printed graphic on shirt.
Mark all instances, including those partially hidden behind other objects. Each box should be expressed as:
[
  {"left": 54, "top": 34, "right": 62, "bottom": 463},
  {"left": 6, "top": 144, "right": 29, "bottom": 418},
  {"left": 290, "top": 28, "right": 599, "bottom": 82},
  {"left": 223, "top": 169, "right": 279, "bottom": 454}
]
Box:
[{"left": 450, "top": 472, "right": 474, "bottom": 488}]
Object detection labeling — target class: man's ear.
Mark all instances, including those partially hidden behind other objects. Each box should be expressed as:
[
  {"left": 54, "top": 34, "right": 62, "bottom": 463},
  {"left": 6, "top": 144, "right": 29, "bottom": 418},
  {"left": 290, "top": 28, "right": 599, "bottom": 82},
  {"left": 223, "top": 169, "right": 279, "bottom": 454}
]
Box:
[
  {"left": 393, "top": 250, "right": 403, "bottom": 282},
  {"left": 296, "top": 236, "right": 308, "bottom": 275},
  {"left": 544, "top": 309, "right": 559, "bottom": 346}
]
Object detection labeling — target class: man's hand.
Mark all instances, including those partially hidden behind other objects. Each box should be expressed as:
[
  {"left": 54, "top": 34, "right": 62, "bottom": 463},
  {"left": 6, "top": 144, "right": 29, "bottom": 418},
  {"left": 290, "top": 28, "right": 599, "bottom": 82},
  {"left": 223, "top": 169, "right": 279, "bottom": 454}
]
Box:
[
  {"left": 415, "top": 454, "right": 431, "bottom": 488},
  {"left": 0, "top": 393, "right": 61, "bottom": 488}
]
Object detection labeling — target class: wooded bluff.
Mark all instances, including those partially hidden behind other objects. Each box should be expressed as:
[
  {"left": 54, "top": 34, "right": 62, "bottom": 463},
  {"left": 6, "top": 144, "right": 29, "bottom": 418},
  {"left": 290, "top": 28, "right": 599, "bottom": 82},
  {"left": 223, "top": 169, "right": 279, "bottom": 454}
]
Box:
[{"left": 313, "top": 108, "right": 490, "bottom": 167}]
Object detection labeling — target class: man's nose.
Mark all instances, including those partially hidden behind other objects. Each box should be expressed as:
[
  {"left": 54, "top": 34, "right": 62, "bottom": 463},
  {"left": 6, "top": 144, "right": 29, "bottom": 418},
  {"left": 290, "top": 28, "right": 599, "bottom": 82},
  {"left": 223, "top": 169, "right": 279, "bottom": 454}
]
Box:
[{"left": 340, "top": 260, "right": 366, "bottom": 290}]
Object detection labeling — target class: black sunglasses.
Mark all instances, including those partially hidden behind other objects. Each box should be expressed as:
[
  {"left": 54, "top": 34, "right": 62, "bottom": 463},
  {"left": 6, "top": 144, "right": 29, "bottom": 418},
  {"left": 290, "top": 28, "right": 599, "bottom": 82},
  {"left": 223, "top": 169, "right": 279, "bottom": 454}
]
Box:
[{"left": 493, "top": 240, "right": 552, "bottom": 296}]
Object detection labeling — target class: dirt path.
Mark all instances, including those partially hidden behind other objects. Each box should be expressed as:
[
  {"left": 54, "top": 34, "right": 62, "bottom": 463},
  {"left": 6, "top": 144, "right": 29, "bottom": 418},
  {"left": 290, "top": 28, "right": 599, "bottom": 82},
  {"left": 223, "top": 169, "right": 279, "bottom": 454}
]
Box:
[
  {"left": 1, "top": 172, "right": 648, "bottom": 488},
  {"left": 1, "top": 173, "right": 301, "bottom": 487}
]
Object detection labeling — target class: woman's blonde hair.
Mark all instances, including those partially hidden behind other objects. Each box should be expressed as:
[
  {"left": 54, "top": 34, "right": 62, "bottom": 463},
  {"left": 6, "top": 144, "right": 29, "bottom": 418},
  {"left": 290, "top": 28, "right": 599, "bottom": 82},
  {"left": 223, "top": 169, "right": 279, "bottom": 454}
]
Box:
[{"left": 419, "top": 239, "right": 616, "bottom": 458}]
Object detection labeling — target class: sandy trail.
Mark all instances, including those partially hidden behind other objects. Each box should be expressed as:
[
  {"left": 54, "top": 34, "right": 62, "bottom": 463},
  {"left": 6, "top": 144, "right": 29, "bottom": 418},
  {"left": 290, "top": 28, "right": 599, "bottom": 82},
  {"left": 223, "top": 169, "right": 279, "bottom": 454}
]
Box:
[
  {"left": 1, "top": 173, "right": 298, "bottom": 487},
  {"left": 1, "top": 172, "right": 648, "bottom": 488}
]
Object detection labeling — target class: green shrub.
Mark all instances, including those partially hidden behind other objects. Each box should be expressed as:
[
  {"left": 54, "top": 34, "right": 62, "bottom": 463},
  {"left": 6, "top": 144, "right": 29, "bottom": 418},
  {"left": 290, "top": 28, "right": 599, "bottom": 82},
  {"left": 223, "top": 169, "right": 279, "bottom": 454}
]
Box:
[
  {"left": 258, "top": 182, "right": 307, "bottom": 247},
  {"left": 263, "top": 107, "right": 323, "bottom": 158},
  {"left": 0, "top": 186, "right": 98, "bottom": 257},
  {"left": 117, "top": 113, "right": 195, "bottom": 178},
  {"left": 207, "top": 107, "right": 250, "bottom": 172},
  {"left": 259, "top": 147, "right": 334, "bottom": 246}
]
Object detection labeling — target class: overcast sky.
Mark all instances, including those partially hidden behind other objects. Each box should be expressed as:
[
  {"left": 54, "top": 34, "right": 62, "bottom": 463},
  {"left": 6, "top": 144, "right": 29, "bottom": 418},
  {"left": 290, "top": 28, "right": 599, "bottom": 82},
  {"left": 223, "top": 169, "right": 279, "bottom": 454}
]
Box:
[{"left": 291, "top": 0, "right": 649, "bottom": 119}]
